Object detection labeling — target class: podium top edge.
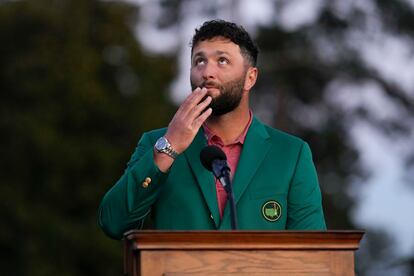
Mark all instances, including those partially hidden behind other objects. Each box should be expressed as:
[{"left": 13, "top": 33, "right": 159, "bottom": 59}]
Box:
[
  {"left": 123, "top": 230, "right": 365, "bottom": 251},
  {"left": 124, "top": 230, "right": 365, "bottom": 237}
]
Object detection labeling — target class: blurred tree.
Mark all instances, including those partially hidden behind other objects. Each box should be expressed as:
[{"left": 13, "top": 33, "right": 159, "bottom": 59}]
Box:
[{"left": 0, "top": 0, "right": 175, "bottom": 275}]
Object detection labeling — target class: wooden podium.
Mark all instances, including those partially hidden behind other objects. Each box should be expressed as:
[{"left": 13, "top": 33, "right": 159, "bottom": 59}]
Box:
[{"left": 123, "top": 230, "right": 364, "bottom": 276}]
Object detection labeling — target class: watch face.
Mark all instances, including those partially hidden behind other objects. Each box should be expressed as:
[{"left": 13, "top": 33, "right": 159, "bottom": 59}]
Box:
[{"left": 155, "top": 137, "right": 168, "bottom": 151}]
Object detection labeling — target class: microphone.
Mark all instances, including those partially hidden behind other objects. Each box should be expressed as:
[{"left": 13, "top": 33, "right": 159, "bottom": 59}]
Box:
[
  {"left": 200, "top": 145, "right": 238, "bottom": 229},
  {"left": 200, "top": 145, "right": 230, "bottom": 183}
]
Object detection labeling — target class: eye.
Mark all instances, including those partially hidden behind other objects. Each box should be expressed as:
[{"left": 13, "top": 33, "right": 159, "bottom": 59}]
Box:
[
  {"left": 194, "top": 58, "right": 206, "bottom": 66},
  {"left": 218, "top": 57, "right": 229, "bottom": 65}
]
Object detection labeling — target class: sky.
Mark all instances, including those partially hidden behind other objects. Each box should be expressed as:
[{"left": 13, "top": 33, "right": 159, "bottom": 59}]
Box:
[{"left": 120, "top": 0, "right": 414, "bottom": 273}]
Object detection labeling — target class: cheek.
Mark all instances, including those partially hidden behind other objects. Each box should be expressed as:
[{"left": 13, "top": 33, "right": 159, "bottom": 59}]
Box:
[{"left": 190, "top": 70, "right": 201, "bottom": 83}]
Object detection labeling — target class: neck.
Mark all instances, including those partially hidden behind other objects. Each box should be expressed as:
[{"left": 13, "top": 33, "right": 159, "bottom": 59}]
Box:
[{"left": 205, "top": 100, "right": 250, "bottom": 145}]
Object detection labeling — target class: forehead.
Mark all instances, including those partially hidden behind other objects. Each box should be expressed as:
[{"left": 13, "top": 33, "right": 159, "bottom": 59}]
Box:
[{"left": 192, "top": 37, "right": 242, "bottom": 58}]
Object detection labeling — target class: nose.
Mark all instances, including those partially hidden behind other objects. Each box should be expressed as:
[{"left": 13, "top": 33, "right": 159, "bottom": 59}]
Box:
[{"left": 201, "top": 62, "right": 217, "bottom": 80}]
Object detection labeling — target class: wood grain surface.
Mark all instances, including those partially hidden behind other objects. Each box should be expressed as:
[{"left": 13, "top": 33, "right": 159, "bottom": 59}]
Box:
[{"left": 123, "top": 231, "right": 364, "bottom": 276}]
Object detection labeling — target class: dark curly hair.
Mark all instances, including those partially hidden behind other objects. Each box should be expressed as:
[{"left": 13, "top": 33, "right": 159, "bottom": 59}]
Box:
[{"left": 191, "top": 20, "right": 259, "bottom": 67}]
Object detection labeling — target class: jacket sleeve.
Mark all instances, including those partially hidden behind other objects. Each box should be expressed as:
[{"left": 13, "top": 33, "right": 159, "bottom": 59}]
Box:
[
  {"left": 286, "top": 142, "right": 326, "bottom": 230},
  {"left": 98, "top": 132, "right": 169, "bottom": 239}
]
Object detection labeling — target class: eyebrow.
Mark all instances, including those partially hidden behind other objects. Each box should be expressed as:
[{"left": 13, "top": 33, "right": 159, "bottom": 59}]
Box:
[{"left": 192, "top": 50, "right": 231, "bottom": 59}]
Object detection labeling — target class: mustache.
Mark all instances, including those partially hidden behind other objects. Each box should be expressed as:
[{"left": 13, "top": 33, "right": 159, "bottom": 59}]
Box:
[{"left": 201, "top": 81, "right": 220, "bottom": 89}]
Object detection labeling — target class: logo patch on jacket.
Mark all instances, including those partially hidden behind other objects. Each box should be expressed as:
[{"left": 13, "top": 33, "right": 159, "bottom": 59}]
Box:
[{"left": 262, "top": 200, "right": 282, "bottom": 222}]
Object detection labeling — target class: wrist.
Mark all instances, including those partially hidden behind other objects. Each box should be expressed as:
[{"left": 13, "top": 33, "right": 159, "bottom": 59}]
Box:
[
  {"left": 164, "top": 132, "right": 184, "bottom": 154},
  {"left": 153, "top": 149, "right": 174, "bottom": 172},
  {"left": 154, "top": 136, "right": 179, "bottom": 159}
]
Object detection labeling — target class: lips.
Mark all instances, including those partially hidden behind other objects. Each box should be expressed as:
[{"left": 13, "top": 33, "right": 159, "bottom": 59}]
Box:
[
  {"left": 205, "top": 87, "right": 220, "bottom": 95},
  {"left": 203, "top": 85, "right": 220, "bottom": 94},
  {"left": 202, "top": 81, "right": 220, "bottom": 90}
]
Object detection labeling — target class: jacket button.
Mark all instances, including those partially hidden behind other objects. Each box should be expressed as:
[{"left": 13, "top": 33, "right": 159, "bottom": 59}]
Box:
[{"left": 142, "top": 177, "right": 152, "bottom": 188}]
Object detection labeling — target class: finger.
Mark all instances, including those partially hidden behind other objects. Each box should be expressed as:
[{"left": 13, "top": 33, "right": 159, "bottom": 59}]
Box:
[
  {"left": 188, "top": 95, "right": 212, "bottom": 121},
  {"left": 193, "top": 107, "right": 212, "bottom": 129},
  {"left": 181, "top": 87, "right": 208, "bottom": 113},
  {"left": 192, "top": 87, "right": 209, "bottom": 104},
  {"left": 172, "top": 87, "right": 201, "bottom": 119},
  {"left": 182, "top": 87, "right": 203, "bottom": 106}
]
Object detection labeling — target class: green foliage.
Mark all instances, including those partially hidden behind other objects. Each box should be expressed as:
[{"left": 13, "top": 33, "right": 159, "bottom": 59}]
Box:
[{"left": 0, "top": 0, "right": 175, "bottom": 275}]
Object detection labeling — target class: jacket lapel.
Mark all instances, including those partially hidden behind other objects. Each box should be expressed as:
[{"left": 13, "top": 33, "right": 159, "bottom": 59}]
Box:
[
  {"left": 184, "top": 130, "right": 220, "bottom": 228},
  {"left": 220, "top": 117, "right": 271, "bottom": 228}
]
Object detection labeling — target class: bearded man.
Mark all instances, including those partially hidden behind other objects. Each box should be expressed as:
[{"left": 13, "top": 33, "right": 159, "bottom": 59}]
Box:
[{"left": 98, "top": 20, "right": 326, "bottom": 239}]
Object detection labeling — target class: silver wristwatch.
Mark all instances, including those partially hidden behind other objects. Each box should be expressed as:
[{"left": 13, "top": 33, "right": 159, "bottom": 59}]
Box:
[{"left": 154, "top": 136, "right": 179, "bottom": 159}]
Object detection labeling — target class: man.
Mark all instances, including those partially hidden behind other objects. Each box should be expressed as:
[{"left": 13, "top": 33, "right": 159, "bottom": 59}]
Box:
[{"left": 98, "top": 20, "right": 326, "bottom": 239}]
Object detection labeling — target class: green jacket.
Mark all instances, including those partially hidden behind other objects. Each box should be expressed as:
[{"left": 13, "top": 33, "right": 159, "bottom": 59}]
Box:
[{"left": 98, "top": 117, "right": 326, "bottom": 239}]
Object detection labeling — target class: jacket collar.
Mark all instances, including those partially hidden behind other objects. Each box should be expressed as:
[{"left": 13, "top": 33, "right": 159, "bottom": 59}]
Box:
[
  {"left": 220, "top": 116, "right": 271, "bottom": 229},
  {"left": 184, "top": 129, "right": 220, "bottom": 227},
  {"left": 185, "top": 116, "right": 271, "bottom": 229}
]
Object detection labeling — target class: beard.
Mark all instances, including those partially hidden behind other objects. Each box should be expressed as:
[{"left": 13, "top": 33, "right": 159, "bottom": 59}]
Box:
[{"left": 191, "top": 75, "right": 246, "bottom": 116}]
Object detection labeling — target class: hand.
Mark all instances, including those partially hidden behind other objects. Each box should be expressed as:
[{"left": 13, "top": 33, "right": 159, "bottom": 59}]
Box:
[
  {"left": 153, "top": 87, "right": 212, "bottom": 172},
  {"left": 165, "top": 87, "right": 212, "bottom": 153}
]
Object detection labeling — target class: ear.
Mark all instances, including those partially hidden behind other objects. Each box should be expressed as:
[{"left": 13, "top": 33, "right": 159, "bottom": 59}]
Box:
[{"left": 243, "top": 67, "right": 258, "bottom": 91}]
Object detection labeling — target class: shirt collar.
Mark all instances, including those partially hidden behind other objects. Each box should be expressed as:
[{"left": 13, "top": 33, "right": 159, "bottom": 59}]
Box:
[{"left": 203, "top": 110, "right": 253, "bottom": 146}]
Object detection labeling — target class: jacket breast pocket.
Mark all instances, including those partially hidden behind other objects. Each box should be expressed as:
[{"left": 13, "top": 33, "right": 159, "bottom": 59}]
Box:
[{"left": 241, "top": 190, "right": 288, "bottom": 229}]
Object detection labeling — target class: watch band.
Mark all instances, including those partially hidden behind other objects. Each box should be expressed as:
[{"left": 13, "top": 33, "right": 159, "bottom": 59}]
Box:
[{"left": 163, "top": 145, "right": 179, "bottom": 159}]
